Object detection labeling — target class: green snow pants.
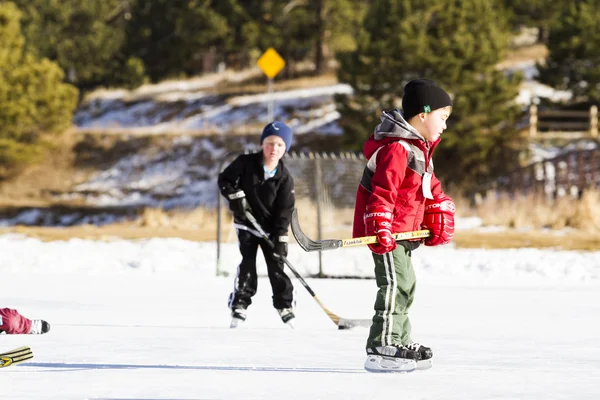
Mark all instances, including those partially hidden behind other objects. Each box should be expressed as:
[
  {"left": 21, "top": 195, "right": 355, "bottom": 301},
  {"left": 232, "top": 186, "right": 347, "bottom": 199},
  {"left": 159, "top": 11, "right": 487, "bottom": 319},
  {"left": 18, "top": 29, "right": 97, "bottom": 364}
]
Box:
[{"left": 366, "top": 246, "right": 416, "bottom": 348}]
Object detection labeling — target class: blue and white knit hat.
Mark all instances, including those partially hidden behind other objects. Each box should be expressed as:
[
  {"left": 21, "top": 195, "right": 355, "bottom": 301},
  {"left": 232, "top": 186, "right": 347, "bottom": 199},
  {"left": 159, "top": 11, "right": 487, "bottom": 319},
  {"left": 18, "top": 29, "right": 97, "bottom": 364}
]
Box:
[{"left": 260, "top": 121, "right": 293, "bottom": 151}]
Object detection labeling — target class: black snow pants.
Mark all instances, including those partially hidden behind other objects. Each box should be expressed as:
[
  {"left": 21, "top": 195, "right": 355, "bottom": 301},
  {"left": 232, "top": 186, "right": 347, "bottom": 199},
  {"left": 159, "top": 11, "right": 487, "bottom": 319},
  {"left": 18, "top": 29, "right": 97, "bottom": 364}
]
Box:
[{"left": 228, "top": 229, "right": 294, "bottom": 310}]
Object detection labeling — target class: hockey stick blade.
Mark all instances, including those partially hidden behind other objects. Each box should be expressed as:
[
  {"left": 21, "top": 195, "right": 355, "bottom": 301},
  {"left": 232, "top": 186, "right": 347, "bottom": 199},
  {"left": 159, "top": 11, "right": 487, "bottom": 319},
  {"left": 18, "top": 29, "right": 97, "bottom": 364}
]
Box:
[
  {"left": 291, "top": 208, "right": 338, "bottom": 251},
  {"left": 291, "top": 208, "right": 430, "bottom": 252},
  {"left": 0, "top": 346, "right": 34, "bottom": 368},
  {"left": 338, "top": 318, "right": 372, "bottom": 330},
  {"left": 244, "top": 209, "right": 369, "bottom": 330},
  {"left": 312, "top": 295, "right": 369, "bottom": 329}
]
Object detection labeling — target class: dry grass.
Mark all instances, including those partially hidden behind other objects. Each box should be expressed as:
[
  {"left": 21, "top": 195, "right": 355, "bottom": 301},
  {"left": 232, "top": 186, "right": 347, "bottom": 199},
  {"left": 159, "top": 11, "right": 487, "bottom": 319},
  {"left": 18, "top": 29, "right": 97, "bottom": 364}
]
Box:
[
  {"left": 453, "top": 229, "right": 600, "bottom": 251},
  {"left": 214, "top": 72, "right": 338, "bottom": 96},
  {"left": 474, "top": 190, "right": 600, "bottom": 232},
  {"left": 3, "top": 226, "right": 598, "bottom": 251},
  {"left": 0, "top": 129, "right": 90, "bottom": 206},
  {"left": 457, "top": 188, "right": 600, "bottom": 250},
  {"left": 4, "top": 191, "right": 600, "bottom": 251},
  {"left": 0, "top": 207, "right": 226, "bottom": 242},
  {"left": 497, "top": 43, "right": 549, "bottom": 69},
  {"left": 4, "top": 216, "right": 600, "bottom": 251},
  {"left": 0, "top": 225, "right": 212, "bottom": 242}
]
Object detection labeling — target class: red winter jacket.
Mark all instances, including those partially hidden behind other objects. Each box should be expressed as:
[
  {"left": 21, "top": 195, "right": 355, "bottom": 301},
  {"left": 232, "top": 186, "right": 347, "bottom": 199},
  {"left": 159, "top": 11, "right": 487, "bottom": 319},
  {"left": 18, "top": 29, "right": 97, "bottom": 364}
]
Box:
[
  {"left": 0, "top": 308, "right": 32, "bottom": 334},
  {"left": 352, "top": 109, "right": 445, "bottom": 240}
]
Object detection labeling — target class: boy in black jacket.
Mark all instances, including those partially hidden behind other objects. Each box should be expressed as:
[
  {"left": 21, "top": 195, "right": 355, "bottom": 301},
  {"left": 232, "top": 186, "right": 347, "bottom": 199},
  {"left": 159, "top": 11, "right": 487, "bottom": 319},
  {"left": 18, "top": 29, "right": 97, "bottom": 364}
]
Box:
[{"left": 218, "top": 121, "right": 296, "bottom": 328}]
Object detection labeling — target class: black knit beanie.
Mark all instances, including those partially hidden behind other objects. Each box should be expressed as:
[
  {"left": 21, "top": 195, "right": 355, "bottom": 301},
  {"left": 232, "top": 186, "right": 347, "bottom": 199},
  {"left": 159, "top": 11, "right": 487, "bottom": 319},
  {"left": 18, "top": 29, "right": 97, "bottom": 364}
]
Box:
[{"left": 402, "top": 79, "right": 452, "bottom": 121}]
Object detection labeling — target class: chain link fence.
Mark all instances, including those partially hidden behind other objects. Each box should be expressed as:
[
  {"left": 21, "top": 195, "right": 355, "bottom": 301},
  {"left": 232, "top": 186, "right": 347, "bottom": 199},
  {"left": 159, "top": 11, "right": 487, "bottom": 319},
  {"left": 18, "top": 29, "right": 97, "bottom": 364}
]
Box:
[{"left": 216, "top": 151, "right": 366, "bottom": 277}]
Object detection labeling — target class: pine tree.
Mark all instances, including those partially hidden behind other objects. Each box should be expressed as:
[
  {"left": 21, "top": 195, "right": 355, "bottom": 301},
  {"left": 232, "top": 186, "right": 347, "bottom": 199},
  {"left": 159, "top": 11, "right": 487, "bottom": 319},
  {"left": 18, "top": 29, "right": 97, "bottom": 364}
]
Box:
[
  {"left": 422, "top": 0, "right": 523, "bottom": 186},
  {"left": 336, "top": 0, "right": 523, "bottom": 189},
  {"left": 124, "top": 0, "right": 229, "bottom": 82},
  {"left": 537, "top": 1, "right": 600, "bottom": 103},
  {"left": 0, "top": 3, "right": 78, "bottom": 177},
  {"left": 305, "top": 0, "right": 367, "bottom": 74},
  {"left": 210, "top": 1, "right": 367, "bottom": 76},
  {"left": 336, "top": 0, "right": 426, "bottom": 149},
  {"left": 13, "top": 0, "right": 145, "bottom": 90},
  {"left": 503, "top": 0, "right": 568, "bottom": 42}
]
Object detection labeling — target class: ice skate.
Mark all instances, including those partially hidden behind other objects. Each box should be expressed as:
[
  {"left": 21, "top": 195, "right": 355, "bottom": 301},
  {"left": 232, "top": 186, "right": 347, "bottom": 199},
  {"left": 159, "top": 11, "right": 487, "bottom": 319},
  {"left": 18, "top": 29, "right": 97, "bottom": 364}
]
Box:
[
  {"left": 277, "top": 308, "right": 295, "bottom": 329},
  {"left": 364, "top": 345, "right": 418, "bottom": 373},
  {"left": 28, "top": 319, "right": 51, "bottom": 335},
  {"left": 405, "top": 342, "right": 433, "bottom": 370},
  {"left": 230, "top": 307, "right": 247, "bottom": 328}
]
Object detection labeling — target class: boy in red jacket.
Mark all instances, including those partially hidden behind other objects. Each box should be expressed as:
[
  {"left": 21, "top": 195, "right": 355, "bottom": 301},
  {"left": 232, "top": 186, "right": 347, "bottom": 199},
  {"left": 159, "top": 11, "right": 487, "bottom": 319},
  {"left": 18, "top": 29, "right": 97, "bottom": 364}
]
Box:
[
  {"left": 0, "top": 308, "right": 50, "bottom": 334},
  {"left": 353, "top": 79, "right": 455, "bottom": 372}
]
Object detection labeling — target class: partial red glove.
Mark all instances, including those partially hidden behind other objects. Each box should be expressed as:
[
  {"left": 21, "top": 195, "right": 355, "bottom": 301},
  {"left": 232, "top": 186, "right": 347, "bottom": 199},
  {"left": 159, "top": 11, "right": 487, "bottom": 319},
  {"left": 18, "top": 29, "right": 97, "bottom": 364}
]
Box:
[
  {"left": 364, "top": 205, "right": 397, "bottom": 254},
  {"left": 422, "top": 193, "right": 455, "bottom": 246}
]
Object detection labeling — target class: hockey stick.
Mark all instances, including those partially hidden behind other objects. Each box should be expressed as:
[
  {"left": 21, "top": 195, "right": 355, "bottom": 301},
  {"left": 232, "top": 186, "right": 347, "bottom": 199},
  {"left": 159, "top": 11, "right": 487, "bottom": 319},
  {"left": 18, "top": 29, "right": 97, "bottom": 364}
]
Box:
[
  {"left": 0, "top": 346, "right": 34, "bottom": 368},
  {"left": 291, "top": 208, "right": 430, "bottom": 252},
  {"left": 244, "top": 210, "right": 370, "bottom": 330}
]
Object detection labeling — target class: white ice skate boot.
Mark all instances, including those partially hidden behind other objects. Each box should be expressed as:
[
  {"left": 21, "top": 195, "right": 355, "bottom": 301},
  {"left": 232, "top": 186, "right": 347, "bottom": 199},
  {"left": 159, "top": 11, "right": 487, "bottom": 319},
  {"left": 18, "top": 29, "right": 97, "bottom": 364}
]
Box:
[
  {"left": 277, "top": 308, "right": 295, "bottom": 329},
  {"left": 364, "top": 345, "right": 418, "bottom": 373},
  {"left": 405, "top": 342, "right": 433, "bottom": 370},
  {"left": 29, "top": 319, "right": 51, "bottom": 335},
  {"left": 230, "top": 307, "right": 247, "bottom": 328}
]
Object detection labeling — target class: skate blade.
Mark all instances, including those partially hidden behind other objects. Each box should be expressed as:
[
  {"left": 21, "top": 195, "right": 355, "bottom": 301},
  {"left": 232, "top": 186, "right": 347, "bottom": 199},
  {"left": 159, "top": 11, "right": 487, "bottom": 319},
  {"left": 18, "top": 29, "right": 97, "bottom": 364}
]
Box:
[
  {"left": 230, "top": 317, "right": 245, "bottom": 328},
  {"left": 364, "top": 355, "right": 417, "bottom": 373},
  {"left": 417, "top": 359, "right": 433, "bottom": 370},
  {"left": 284, "top": 320, "right": 295, "bottom": 329}
]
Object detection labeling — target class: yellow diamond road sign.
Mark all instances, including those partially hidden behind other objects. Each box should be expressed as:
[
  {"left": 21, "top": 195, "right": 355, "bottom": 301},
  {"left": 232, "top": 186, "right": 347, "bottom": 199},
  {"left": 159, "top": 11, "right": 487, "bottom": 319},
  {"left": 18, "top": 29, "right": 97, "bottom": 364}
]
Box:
[{"left": 257, "top": 48, "right": 285, "bottom": 79}]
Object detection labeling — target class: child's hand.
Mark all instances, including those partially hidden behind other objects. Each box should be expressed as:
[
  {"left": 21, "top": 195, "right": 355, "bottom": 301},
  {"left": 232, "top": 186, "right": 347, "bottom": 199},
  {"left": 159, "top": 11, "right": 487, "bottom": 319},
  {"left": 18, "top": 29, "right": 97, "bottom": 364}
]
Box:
[
  {"left": 422, "top": 194, "right": 455, "bottom": 246},
  {"left": 364, "top": 205, "right": 397, "bottom": 254},
  {"left": 227, "top": 190, "right": 250, "bottom": 220},
  {"left": 272, "top": 235, "right": 289, "bottom": 259}
]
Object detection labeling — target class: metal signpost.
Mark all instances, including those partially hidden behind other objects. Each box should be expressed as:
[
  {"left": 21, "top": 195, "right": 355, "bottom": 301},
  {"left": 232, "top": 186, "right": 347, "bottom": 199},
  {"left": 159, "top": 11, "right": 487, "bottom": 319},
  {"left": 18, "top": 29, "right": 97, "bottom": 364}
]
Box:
[{"left": 256, "top": 48, "right": 285, "bottom": 121}]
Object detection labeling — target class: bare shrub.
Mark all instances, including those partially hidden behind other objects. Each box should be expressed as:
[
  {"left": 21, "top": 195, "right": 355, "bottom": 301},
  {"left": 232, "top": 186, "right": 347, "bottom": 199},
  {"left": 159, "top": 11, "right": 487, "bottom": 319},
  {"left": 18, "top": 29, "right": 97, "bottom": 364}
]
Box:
[
  {"left": 473, "top": 189, "right": 600, "bottom": 232},
  {"left": 570, "top": 190, "right": 600, "bottom": 232},
  {"left": 138, "top": 207, "right": 223, "bottom": 231}
]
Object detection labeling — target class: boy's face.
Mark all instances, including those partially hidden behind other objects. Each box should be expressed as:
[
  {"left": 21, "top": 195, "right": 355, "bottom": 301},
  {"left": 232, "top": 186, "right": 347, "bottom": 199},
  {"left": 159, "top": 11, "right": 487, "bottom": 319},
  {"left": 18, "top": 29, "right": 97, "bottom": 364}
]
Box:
[
  {"left": 420, "top": 106, "right": 451, "bottom": 142},
  {"left": 261, "top": 135, "right": 286, "bottom": 164}
]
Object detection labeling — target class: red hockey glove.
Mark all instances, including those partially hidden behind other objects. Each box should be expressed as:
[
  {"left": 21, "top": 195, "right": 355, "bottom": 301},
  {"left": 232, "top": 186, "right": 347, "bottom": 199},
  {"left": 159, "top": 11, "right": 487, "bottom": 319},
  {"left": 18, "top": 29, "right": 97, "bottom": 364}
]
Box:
[
  {"left": 422, "top": 194, "right": 455, "bottom": 246},
  {"left": 364, "top": 205, "right": 397, "bottom": 254}
]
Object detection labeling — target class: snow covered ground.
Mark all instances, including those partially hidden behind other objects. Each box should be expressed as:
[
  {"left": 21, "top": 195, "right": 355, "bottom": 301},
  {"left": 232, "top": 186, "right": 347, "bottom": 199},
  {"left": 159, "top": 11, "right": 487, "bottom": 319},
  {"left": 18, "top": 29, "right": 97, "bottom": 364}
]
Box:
[{"left": 3, "top": 234, "right": 600, "bottom": 399}]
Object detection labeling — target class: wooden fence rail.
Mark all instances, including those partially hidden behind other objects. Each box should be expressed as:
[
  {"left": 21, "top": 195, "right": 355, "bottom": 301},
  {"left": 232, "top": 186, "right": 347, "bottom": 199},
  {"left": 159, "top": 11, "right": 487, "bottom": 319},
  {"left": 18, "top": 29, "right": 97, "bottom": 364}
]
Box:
[{"left": 528, "top": 105, "right": 599, "bottom": 139}]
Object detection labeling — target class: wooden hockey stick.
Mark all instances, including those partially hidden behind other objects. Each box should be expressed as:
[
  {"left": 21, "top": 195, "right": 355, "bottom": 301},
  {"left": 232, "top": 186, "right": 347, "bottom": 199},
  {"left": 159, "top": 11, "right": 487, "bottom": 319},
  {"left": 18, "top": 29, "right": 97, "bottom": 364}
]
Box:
[
  {"left": 244, "top": 210, "right": 370, "bottom": 330},
  {"left": 291, "top": 208, "right": 430, "bottom": 252}
]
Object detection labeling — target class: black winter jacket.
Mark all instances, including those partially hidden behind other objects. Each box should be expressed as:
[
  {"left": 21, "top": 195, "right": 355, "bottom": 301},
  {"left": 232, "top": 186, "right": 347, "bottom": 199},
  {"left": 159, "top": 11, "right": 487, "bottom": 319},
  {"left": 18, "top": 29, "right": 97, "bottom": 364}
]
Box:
[{"left": 218, "top": 152, "right": 295, "bottom": 237}]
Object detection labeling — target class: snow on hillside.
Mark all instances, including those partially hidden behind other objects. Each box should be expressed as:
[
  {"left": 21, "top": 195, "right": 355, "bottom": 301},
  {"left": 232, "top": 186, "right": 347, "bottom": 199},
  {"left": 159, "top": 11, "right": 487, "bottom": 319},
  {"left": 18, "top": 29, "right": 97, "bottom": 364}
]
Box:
[
  {"left": 75, "top": 80, "right": 351, "bottom": 136},
  {"left": 61, "top": 136, "right": 229, "bottom": 209},
  {"left": 1, "top": 64, "right": 582, "bottom": 227},
  {"left": 74, "top": 59, "right": 573, "bottom": 133}
]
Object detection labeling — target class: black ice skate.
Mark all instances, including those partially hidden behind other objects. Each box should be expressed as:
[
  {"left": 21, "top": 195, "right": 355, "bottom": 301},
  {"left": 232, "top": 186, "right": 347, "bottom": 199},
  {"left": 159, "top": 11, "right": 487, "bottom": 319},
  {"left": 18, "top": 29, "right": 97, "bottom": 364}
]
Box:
[
  {"left": 405, "top": 342, "right": 433, "bottom": 370},
  {"left": 277, "top": 308, "right": 295, "bottom": 329},
  {"left": 230, "top": 307, "right": 247, "bottom": 328},
  {"left": 364, "top": 345, "right": 418, "bottom": 373},
  {"left": 29, "top": 319, "right": 51, "bottom": 335}
]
